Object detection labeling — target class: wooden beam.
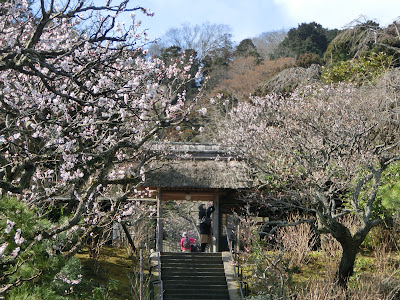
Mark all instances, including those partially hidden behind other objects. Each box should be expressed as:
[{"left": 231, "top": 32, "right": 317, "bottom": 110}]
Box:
[{"left": 160, "top": 191, "right": 214, "bottom": 201}]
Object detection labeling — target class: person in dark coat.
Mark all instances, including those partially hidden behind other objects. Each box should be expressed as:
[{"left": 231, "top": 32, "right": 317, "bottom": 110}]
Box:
[{"left": 198, "top": 202, "right": 215, "bottom": 252}]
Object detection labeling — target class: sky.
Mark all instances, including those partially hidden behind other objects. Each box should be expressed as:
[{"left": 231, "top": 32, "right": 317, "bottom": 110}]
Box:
[{"left": 125, "top": 0, "right": 400, "bottom": 44}]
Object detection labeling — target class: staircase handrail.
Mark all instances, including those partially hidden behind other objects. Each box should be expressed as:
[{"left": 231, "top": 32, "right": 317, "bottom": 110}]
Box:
[
  {"left": 149, "top": 252, "right": 164, "bottom": 300},
  {"left": 225, "top": 225, "right": 245, "bottom": 300},
  {"left": 149, "top": 223, "right": 163, "bottom": 300},
  {"left": 149, "top": 250, "right": 163, "bottom": 300}
]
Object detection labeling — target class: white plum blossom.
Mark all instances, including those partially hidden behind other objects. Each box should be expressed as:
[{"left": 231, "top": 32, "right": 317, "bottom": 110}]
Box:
[
  {"left": 55, "top": 273, "right": 82, "bottom": 285},
  {"left": 10, "top": 247, "right": 20, "bottom": 260},
  {"left": 198, "top": 107, "right": 207, "bottom": 116},
  {"left": 0, "top": 242, "right": 8, "bottom": 256},
  {"left": 5, "top": 220, "right": 15, "bottom": 234},
  {"left": 14, "top": 229, "right": 24, "bottom": 245}
]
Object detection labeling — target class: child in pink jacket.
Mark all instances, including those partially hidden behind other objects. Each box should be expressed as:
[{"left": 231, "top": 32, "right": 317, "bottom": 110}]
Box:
[{"left": 180, "top": 232, "right": 196, "bottom": 252}]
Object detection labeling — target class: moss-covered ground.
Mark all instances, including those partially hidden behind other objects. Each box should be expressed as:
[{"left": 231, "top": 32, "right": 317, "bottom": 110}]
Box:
[{"left": 75, "top": 246, "right": 150, "bottom": 299}]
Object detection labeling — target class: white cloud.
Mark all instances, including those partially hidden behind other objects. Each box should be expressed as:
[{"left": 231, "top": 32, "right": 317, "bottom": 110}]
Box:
[{"left": 273, "top": 0, "right": 400, "bottom": 29}]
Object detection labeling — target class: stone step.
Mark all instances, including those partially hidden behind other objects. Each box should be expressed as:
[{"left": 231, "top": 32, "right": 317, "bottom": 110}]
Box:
[
  {"left": 163, "top": 276, "right": 227, "bottom": 283},
  {"left": 161, "top": 252, "right": 222, "bottom": 257},
  {"left": 161, "top": 262, "right": 224, "bottom": 271},
  {"left": 161, "top": 252, "right": 230, "bottom": 300},
  {"left": 161, "top": 257, "right": 223, "bottom": 263},
  {"left": 164, "top": 282, "right": 229, "bottom": 289},
  {"left": 164, "top": 288, "right": 229, "bottom": 296},
  {"left": 163, "top": 274, "right": 225, "bottom": 278},
  {"left": 163, "top": 294, "right": 230, "bottom": 300},
  {"left": 162, "top": 257, "right": 224, "bottom": 262},
  {"left": 163, "top": 280, "right": 227, "bottom": 286},
  {"left": 162, "top": 270, "right": 226, "bottom": 277},
  {"left": 161, "top": 251, "right": 221, "bottom": 256},
  {"left": 162, "top": 258, "right": 223, "bottom": 264},
  {"left": 161, "top": 253, "right": 222, "bottom": 259}
]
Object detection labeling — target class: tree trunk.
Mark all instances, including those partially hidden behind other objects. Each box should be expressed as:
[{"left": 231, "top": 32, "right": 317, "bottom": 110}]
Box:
[
  {"left": 337, "top": 242, "right": 359, "bottom": 288},
  {"left": 322, "top": 216, "right": 364, "bottom": 288},
  {"left": 121, "top": 222, "right": 136, "bottom": 253}
]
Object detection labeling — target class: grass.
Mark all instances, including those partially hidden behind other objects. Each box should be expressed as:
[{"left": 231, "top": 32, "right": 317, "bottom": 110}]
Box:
[{"left": 290, "top": 251, "right": 334, "bottom": 283}]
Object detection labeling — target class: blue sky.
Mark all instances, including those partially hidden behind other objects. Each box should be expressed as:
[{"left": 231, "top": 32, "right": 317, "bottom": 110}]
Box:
[{"left": 127, "top": 0, "right": 400, "bottom": 43}]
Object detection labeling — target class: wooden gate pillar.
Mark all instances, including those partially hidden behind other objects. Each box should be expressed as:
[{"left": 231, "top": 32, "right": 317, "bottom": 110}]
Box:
[
  {"left": 156, "top": 189, "right": 163, "bottom": 252},
  {"left": 212, "top": 192, "right": 220, "bottom": 252}
]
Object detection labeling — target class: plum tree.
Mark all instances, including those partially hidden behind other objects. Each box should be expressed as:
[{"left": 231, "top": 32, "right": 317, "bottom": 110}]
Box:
[
  {"left": 0, "top": 0, "right": 201, "bottom": 294},
  {"left": 216, "top": 72, "right": 400, "bottom": 286}
]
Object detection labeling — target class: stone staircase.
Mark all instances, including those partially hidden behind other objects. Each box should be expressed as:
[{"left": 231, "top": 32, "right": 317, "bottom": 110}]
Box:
[{"left": 161, "top": 252, "right": 231, "bottom": 300}]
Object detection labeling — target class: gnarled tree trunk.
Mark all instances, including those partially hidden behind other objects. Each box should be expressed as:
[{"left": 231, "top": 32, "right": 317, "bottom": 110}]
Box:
[
  {"left": 332, "top": 221, "right": 372, "bottom": 288},
  {"left": 337, "top": 242, "right": 359, "bottom": 287},
  {"left": 318, "top": 212, "right": 374, "bottom": 288}
]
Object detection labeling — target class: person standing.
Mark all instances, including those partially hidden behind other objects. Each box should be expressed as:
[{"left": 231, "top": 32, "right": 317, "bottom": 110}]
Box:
[
  {"left": 198, "top": 202, "right": 215, "bottom": 252},
  {"left": 180, "top": 232, "right": 196, "bottom": 252}
]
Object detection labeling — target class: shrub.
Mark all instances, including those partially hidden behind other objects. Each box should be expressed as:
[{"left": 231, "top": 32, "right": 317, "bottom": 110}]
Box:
[
  {"left": 276, "top": 214, "right": 316, "bottom": 268},
  {"left": 0, "top": 197, "right": 83, "bottom": 298},
  {"left": 321, "top": 52, "right": 392, "bottom": 85},
  {"left": 296, "top": 53, "right": 322, "bottom": 68}
]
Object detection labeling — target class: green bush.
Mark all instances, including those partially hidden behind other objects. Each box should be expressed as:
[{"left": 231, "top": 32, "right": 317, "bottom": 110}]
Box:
[
  {"left": 321, "top": 52, "right": 392, "bottom": 85},
  {"left": 0, "top": 197, "right": 83, "bottom": 299}
]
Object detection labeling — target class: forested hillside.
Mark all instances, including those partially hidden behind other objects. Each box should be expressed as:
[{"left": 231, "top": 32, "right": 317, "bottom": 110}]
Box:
[{"left": 151, "top": 19, "right": 399, "bottom": 142}]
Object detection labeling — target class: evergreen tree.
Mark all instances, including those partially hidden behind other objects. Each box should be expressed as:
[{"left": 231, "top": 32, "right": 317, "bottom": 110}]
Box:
[
  {"left": 273, "top": 22, "right": 337, "bottom": 59},
  {"left": 234, "top": 38, "right": 262, "bottom": 63}
]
